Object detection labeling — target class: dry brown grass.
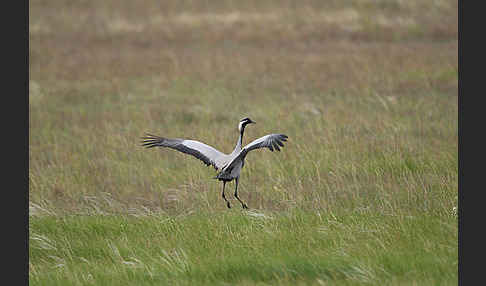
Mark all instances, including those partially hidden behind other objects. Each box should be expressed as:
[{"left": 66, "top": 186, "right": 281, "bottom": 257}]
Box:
[
  {"left": 30, "top": 0, "right": 457, "bottom": 83},
  {"left": 29, "top": 0, "right": 457, "bottom": 215}
]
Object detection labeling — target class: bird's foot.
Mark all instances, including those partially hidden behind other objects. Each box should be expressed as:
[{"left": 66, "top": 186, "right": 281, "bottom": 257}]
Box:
[
  {"left": 242, "top": 204, "right": 248, "bottom": 209},
  {"left": 227, "top": 202, "right": 231, "bottom": 209}
]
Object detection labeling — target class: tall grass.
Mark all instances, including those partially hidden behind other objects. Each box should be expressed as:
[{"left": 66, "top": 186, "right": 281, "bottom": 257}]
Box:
[
  {"left": 29, "top": 0, "right": 457, "bottom": 284},
  {"left": 30, "top": 210, "right": 457, "bottom": 285}
]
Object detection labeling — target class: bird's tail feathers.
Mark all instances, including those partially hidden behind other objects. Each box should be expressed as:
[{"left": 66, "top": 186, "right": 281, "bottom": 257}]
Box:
[{"left": 213, "top": 172, "right": 231, "bottom": 181}]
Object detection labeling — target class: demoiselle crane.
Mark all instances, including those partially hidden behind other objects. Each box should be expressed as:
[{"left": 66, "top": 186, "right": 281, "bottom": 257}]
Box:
[{"left": 141, "top": 117, "right": 288, "bottom": 209}]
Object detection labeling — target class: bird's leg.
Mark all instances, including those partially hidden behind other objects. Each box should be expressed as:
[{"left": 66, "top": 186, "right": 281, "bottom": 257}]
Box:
[
  {"left": 222, "top": 181, "right": 231, "bottom": 209},
  {"left": 234, "top": 177, "right": 248, "bottom": 209}
]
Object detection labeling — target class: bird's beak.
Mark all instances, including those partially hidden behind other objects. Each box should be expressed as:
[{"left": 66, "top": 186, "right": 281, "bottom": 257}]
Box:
[{"left": 250, "top": 120, "right": 256, "bottom": 124}]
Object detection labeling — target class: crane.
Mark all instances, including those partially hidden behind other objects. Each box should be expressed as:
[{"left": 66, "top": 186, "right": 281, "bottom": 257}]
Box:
[{"left": 141, "top": 117, "right": 288, "bottom": 209}]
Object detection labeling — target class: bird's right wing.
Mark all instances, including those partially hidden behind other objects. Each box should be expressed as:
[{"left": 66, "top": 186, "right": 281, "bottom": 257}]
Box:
[
  {"left": 242, "top": 133, "right": 289, "bottom": 154},
  {"left": 141, "top": 134, "right": 227, "bottom": 170},
  {"left": 219, "top": 134, "right": 288, "bottom": 175}
]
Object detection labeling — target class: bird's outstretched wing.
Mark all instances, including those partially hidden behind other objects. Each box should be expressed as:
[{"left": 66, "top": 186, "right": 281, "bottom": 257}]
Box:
[
  {"left": 219, "top": 134, "right": 288, "bottom": 175},
  {"left": 242, "top": 134, "right": 289, "bottom": 153},
  {"left": 141, "top": 134, "right": 227, "bottom": 170}
]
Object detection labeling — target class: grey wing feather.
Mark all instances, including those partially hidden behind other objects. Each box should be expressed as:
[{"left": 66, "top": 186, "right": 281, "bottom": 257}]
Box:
[
  {"left": 221, "top": 134, "right": 288, "bottom": 173},
  {"left": 242, "top": 134, "right": 288, "bottom": 154},
  {"left": 141, "top": 134, "right": 227, "bottom": 170}
]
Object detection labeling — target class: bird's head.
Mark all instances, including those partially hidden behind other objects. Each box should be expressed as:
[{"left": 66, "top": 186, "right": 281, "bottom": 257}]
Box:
[{"left": 238, "top": 117, "right": 256, "bottom": 132}]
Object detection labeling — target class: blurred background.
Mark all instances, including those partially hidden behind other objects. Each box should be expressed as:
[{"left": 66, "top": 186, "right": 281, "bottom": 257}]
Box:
[{"left": 29, "top": 0, "right": 458, "bottom": 215}]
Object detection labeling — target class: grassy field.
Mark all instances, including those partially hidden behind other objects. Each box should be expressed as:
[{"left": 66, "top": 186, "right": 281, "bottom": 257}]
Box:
[{"left": 29, "top": 0, "right": 458, "bottom": 285}]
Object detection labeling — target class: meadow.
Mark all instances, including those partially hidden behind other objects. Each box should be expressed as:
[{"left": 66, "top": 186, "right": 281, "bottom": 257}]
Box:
[{"left": 29, "top": 0, "right": 458, "bottom": 284}]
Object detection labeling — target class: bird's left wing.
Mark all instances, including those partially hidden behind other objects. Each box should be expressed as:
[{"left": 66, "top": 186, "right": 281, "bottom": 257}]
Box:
[{"left": 141, "top": 134, "right": 227, "bottom": 170}]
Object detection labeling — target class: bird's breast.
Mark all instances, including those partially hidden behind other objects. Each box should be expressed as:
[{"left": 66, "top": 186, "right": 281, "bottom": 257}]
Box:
[{"left": 221, "top": 160, "right": 243, "bottom": 177}]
